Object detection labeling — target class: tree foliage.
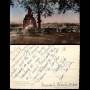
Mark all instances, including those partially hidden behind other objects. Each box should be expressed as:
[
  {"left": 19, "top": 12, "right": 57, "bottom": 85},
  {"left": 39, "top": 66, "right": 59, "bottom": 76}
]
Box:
[
  {"left": 10, "top": 0, "right": 80, "bottom": 14},
  {"left": 10, "top": 0, "right": 80, "bottom": 29}
]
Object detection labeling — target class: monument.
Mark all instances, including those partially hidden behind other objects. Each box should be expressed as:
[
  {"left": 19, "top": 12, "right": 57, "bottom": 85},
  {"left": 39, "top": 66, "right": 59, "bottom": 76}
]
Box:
[{"left": 23, "top": 7, "right": 37, "bottom": 34}]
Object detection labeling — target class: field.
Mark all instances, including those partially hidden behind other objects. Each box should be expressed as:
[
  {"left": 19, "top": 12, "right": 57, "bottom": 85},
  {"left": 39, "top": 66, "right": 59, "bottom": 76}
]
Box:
[{"left": 10, "top": 23, "right": 80, "bottom": 45}]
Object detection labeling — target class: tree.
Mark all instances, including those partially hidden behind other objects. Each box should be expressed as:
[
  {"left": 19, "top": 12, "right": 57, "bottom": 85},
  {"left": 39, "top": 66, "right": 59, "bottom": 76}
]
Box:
[{"left": 10, "top": 0, "right": 80, "bottom": 29}]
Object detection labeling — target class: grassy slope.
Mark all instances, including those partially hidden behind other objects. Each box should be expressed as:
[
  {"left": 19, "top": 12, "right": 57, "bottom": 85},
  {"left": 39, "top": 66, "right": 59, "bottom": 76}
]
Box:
[{"left": 11, "top": 32, "right": 80, "bottom": 44}]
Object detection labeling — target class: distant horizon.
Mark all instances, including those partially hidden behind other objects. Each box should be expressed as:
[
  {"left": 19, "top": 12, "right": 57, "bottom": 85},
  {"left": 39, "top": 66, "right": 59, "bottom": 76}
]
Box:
[{"left": 10, "top": 22, "right": 80, "bottom": 24}]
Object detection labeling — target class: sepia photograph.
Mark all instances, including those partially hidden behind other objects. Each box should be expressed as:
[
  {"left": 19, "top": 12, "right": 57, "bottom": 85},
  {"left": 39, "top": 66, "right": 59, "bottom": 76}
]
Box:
[
  {"left": 10, "top": 0, "right": 80, "bottom": 89},
  {"left": 10, "top": 0, "right": 80, "bottom": 45}
]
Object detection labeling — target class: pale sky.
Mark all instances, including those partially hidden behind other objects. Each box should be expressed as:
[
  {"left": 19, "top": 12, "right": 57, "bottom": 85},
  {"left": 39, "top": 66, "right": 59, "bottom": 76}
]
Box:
[{"left": 10, "top": 6, "right": 80, "bottom": 24}]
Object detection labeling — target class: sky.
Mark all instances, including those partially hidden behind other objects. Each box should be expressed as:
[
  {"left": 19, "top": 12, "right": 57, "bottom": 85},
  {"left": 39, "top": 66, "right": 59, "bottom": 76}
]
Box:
[{"left": 10, "top": 6, "right": 80, "bottom": 24}]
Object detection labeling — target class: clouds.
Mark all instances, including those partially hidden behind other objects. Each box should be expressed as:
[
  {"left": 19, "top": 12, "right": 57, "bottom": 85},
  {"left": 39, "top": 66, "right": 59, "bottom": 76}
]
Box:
[
  {"left": 10, "top": 16, "right": 23, "bottom": 24},
  {"left": 10, "top": 14, "right": 79, "bottom": 24},
  {"left": 42, "top": 14, "right": 80, "bottom": 23},
  {"left": 10, "top": 7, "right": 80, "bottom": 24}
]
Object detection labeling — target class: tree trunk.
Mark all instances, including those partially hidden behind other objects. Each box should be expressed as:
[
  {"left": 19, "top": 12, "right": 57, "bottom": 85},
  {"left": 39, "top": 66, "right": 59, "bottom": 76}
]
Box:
[
  {"left": 37, "top": 11, "right": 41, "bottom": 30},
  {"left": 37, "top": 0, "right": 41, "bottom": 30}
]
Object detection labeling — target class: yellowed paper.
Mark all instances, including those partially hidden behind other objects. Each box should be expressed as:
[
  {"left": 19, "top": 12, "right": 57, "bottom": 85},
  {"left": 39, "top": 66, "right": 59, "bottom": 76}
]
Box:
[{"left": 10, "top": 45, "right": 80, "bottom": 89}]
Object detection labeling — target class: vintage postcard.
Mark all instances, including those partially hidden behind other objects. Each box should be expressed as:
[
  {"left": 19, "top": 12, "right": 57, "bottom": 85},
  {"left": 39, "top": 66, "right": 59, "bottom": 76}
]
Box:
[
  {"left": 10, "top": 0, "right": 80, "bottom": 89},
  {"left": 10, "top": 45, "right": 80, "bottom": 89},
  {"left": 10, "top": 0, "right": 80, "bottom": 45}
]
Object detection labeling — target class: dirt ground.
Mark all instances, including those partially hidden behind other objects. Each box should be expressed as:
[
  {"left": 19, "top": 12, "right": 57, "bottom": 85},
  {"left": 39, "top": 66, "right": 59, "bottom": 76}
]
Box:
[{"left": 10, "top": 32, "right": 80, "bottom": 45}]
